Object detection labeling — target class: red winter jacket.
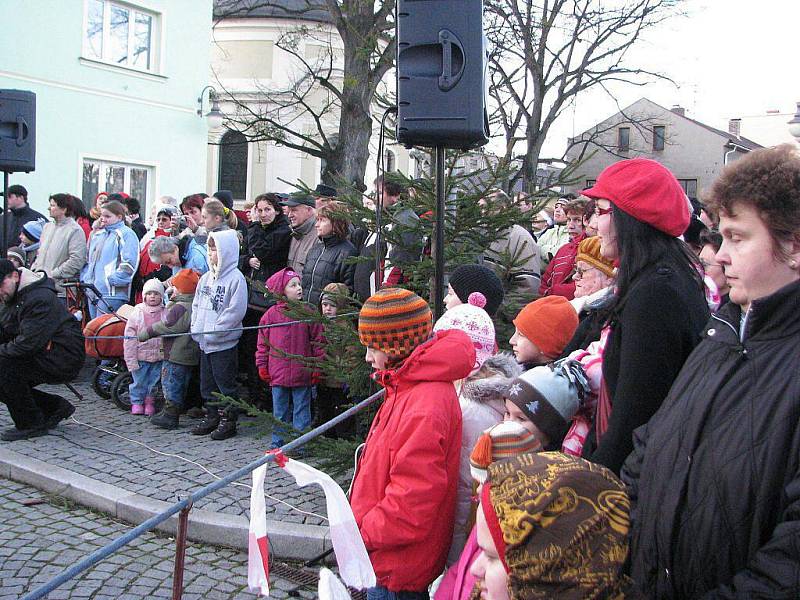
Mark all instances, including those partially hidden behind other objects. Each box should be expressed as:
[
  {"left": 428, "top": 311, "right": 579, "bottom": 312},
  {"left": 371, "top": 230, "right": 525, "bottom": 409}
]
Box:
[
  {"left": 539, "top": 232, "right": 586, "bottom": 300},
  {"left": 350, "top": 329, "right": 475, "bottom": 592},
  {"left": 255, "top": 276, "right": 323, "bottom": 387}
]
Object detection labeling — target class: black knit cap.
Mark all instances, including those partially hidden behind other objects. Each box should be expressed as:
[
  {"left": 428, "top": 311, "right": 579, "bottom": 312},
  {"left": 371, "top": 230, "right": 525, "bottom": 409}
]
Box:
[
  {"left": 0, "top": 259, "right": 19, "bottom": 280},
  {"left": 448, "top": 264, "right": 505, "bottom": 316}
]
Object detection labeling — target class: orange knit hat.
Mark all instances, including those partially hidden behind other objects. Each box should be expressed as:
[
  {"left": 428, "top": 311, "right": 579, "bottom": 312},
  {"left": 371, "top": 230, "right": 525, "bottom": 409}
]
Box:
[
  {"left": 172, "top": 269, "right": 200, "bottom": 294},
  {"left": 512, "top": 296, "right": 578, "bottom": 358}
]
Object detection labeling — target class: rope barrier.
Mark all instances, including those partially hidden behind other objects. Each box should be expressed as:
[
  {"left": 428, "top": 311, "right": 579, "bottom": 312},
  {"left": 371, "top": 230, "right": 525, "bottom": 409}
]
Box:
[
  {"left": 83, "top": 312, "right": 359, "bottom": 340},
  {"left": 19, "top": 387, "right": 386, "bottom": 600}
]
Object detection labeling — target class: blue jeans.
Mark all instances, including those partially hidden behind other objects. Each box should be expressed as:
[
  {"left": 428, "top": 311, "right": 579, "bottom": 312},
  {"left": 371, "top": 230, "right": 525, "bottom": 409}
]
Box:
[
  {"left": 129, "top": 361, "right": 163, "bottom": 405},
  {"left": 199, "top": 346, "right": 239, "bottom": 415},
  {"left": 271, "top": 385, "right": 312, "bottom": 447},
  {"left": 366, "top": 587, "right": 429, "bottom": 600},
  {"left": 161, "top": 362, "right": 193, "bottom": 408}
]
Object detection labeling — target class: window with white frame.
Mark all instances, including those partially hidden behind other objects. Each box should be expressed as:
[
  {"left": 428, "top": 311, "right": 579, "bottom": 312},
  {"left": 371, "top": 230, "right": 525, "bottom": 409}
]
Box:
[
  {"left": 82, "top": 158, "right": 154, "bottom": 213},
  {"left": 84, "top": 0, "right": 160, "bottom": 73}
]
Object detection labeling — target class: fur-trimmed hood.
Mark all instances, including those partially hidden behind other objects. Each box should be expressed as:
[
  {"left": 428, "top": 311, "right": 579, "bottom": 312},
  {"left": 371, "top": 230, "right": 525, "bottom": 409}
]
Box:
[{"left": 462, "top": 351, "right": 522, "bottom": 404}]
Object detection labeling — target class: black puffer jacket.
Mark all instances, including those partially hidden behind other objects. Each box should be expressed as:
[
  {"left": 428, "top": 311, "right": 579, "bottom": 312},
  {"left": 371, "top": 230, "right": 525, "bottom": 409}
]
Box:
[
  {"left": 0, "top": 269, "right": 84, "bottom": 364},
  {"left": 301, "top": 235, "right": 356, "bottom": 305},
  {"left": 244, "top": 214, "right": 292, "bottom": 281},
  {"left": 621, "top": 279, "right": 800, "bottom": 599}
]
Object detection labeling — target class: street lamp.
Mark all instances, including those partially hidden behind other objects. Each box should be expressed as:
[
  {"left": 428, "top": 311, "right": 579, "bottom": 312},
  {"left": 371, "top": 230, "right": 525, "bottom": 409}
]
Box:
[
  {"left": 197, "top": 85, "right": 224, "bottom": 129},
  {"left": 788, "top": 101, "right": 800, "bottom": 141}
]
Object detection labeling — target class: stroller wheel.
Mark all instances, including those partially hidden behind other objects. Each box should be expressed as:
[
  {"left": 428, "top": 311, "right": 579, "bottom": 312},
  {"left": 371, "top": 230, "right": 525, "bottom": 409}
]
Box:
[
  {"left": 91, "top": 368, "right": 112, "bottom": 399},
  {"left": 111, "top": 371, "right": 134, "bottom": 410}
]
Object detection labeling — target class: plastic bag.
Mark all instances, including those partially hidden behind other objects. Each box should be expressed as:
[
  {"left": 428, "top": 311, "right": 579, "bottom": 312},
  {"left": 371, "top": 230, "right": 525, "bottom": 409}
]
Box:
[
  {"left": 319, "top": 568, "right": 353, "bottom": 600},
  {"left": 248, "top": 463, "right": 270, "bottom": 596},
  {"left": 283, "top": 459, "right": 376, "bottom": 589}
]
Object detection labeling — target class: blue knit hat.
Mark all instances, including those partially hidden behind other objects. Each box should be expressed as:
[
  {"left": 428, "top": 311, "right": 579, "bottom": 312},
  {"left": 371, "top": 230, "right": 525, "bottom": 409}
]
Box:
[{"left": 22, "top": 218, "right": 46, "bottom": 242}]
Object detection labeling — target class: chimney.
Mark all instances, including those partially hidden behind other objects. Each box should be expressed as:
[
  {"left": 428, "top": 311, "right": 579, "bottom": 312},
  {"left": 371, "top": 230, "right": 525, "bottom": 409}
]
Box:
[
  {"left": 729, "top": 118, "right": 741, "bottom": 138},
  {"left": 671, "top": 105, "right": 686, "bottom": 117}
]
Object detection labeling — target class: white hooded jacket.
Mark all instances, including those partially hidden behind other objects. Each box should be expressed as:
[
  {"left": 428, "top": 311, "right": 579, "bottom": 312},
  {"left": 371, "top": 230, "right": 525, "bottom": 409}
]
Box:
[{"left": 191, "top": 229, "right": 247, "bottom": 353}]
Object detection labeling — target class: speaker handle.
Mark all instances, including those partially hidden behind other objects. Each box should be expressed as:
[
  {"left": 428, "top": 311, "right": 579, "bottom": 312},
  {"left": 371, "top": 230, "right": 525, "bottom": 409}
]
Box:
[
  {"left": 16, "top": 116, "right": 28, "bottom": 146},
  {"left": 438, "top": 30, "right": 464, "bottom": 91}
]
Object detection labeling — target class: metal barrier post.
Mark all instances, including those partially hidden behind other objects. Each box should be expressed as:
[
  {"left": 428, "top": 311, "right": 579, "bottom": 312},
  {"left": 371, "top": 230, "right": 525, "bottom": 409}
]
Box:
[{"left": 171, "top": 497, "right": 193, "bottom": 600}]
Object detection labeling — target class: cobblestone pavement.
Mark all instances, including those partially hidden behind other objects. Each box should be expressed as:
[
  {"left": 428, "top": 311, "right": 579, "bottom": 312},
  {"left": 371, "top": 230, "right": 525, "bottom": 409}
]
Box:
[
  {"left": 0, "top": 478, "right": 318, "bottom": 599},
  {"left": 0, "top": 363, "right": 329, "bottom": 526}
]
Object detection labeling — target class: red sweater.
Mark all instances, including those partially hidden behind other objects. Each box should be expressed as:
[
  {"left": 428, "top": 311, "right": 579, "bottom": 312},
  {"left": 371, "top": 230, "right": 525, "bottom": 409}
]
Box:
[{"left": 539, "top": 232, "right": 586, "bottom": 300}]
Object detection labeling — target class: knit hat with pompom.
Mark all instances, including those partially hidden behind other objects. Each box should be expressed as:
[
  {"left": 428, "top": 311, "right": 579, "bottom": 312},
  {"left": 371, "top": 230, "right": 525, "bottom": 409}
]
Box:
[
  {"left": 469, "top": 421, "right": 541, "bottom": 483},
  {"left": 434, "top": 291, "right": 496, "bottom": 374}
]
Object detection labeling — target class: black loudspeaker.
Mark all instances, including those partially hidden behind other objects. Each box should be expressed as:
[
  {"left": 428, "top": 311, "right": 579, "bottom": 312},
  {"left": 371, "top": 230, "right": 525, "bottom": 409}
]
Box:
[
  {"left": 0, "top": 89, "right": 36, "bottom": 173},
  {"left": 396, "top": 0, "right": 489, "bottom": 150}
]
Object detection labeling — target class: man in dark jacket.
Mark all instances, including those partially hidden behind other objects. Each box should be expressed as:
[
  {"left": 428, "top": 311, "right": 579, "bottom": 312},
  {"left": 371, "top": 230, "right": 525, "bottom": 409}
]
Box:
[
  {"left": 0, "top": 260, "right": 85, "bottom": 441},
  {"left": 621, "top": 145, "right": 800, "bottom": 598},
  {"left": 353, "top": 177, "right": 421, "bottom": 301},
  {"left": 1, "top": 185, "right": 46, "bottom": 252}
]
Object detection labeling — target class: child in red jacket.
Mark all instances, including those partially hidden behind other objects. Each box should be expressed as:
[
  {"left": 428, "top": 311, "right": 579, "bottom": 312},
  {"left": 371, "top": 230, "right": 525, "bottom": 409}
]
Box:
[
  {"left": 351, "top": 288, "right": 476, "bottom": 598},
  {"left": 255, "top": 267, "right": 323, "bottom": 448}
]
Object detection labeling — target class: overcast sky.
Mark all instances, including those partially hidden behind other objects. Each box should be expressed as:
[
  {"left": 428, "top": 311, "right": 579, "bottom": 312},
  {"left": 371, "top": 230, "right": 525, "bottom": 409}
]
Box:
[{"left": 529, "top": 0, "right": 800, "bottom": 158}]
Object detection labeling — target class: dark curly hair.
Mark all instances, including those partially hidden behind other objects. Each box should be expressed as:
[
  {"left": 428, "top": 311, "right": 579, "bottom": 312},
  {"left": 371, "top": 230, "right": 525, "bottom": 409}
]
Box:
[
  {"left": 253, "top": 193, "right": 282, "bottom": 213},
  {"left": 705, "top": 144, "right": 800, "bottom": 260}
]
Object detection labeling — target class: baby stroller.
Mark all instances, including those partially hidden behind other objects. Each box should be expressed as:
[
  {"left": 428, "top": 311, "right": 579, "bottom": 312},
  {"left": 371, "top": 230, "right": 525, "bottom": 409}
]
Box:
[{"left": 83, "top": 304, "right": 134, "bottom": 408}]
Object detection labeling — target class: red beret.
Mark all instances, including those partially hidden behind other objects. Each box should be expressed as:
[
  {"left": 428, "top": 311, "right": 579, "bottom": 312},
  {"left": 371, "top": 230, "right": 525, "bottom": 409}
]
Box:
[{"left": 582, "top": 158, "right": 690, "bottom": 237}]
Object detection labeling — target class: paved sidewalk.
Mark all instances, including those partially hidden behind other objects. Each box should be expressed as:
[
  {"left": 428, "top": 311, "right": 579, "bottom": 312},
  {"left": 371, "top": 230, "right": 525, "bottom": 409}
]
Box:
[
  {"left": 0, "top": 362, "right": 354, "bottom": 559},
  {"left": 0, "top": 368, "right": 328, "bottom": 527},
  {"left": 0, "top": 477, "right": 317, "bottom": 599}
]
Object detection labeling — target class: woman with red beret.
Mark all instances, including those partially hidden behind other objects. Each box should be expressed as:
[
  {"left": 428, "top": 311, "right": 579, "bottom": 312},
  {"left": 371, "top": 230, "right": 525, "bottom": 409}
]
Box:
[{"left": 579, "top": 158, "right": 709, "bottom": 474}]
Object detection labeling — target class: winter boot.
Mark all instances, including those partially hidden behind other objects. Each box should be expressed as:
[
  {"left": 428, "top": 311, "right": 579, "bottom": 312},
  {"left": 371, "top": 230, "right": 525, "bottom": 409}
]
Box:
[
  {"left": 131, "top": 403, "right": 145, "bottom": 415},
  {"left": 150, "top": 401, "right": 180, "bottom": 430},
  {"left": 144, "top": 396, "right": 157, "bottom": 417},
  {"left": 210, "top": 410, "right": 237, "bottom": 441},
  {"left": 190, "top": 407, "right": 220, "bottom": 436},
  {"left": 1, "top": 423, "right": 49, "bottom": 442}
]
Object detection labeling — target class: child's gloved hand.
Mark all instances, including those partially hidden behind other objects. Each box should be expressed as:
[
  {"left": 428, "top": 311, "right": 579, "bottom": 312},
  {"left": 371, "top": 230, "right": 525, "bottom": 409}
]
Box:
[
  {"left": 311, "top": 371, "right": 323, "bottom": 385},
  {"left": 258, "top": 367, "right": 271, "bottom": 383},
  {"left": 137, "top": 330, "right": 150, "bottom": 342}
]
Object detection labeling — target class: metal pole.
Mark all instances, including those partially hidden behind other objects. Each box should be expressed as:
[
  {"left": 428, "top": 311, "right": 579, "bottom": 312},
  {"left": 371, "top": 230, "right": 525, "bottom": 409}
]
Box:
[
  {"left": 433, "top": 146, "right": 446, "bottom": 320},
  {"left": 171, "top": 497, "right": 193, "bottom": 600},
  {"left": 20, "top": 388, "right": 386, "bottom": 600},
  {"left": 2, "top": 171, "right": 9, "bottom": 255}
]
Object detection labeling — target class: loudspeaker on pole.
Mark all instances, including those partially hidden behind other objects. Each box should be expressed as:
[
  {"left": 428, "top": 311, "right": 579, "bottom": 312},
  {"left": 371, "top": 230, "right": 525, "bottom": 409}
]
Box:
[
  {"left": 396, "top": 0, "right": 490, "bottom": 150},
  {"left": 0, "top": 89, "right": 36, "bottom": 173}
]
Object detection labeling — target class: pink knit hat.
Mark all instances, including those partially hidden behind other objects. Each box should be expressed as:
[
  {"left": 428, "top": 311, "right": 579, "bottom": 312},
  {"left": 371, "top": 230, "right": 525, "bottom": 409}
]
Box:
[
  {"left": 433, "top": 292, "right": 495, "bottom": 374},
  {"left": 266, "top": 267, "right": 300, "bottom": 297}
]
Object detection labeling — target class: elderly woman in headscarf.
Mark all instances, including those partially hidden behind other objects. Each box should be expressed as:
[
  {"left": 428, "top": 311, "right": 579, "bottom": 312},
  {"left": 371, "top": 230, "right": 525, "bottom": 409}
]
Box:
[{"left": 470, "top": 451, "right": 631, "bottom": 599}]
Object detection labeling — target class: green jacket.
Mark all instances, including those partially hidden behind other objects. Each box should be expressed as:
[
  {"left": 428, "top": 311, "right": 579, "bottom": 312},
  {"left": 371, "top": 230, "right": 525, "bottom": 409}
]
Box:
[{"left": 139, "top": 292, "right": 199, "bottom": 366}]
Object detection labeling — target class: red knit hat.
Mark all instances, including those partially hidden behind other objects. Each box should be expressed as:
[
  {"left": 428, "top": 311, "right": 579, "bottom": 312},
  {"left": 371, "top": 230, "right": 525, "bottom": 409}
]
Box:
[
  {"left": 512, "top": 296, "right": 578, "bottom": 359},
  {"left": 582, "top": 158, "right": 690, "bottom": 236}
]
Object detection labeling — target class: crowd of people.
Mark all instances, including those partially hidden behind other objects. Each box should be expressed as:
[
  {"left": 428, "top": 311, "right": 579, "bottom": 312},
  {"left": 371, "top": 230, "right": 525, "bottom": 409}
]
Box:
[{"left": 1, "top": 143, "right": 800, "bottom": 598}]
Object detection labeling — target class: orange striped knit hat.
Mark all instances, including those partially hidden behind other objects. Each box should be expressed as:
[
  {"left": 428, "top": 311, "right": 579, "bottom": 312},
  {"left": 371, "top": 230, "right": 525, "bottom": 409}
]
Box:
[{"left": 358, "top": 287, "right": 432, "bottom": 362}]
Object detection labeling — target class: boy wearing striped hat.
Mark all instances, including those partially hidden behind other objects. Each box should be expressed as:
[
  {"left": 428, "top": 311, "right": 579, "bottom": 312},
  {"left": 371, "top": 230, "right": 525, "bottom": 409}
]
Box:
[{"left": 351, "top": 288, "right": 476, "bottom": 599}]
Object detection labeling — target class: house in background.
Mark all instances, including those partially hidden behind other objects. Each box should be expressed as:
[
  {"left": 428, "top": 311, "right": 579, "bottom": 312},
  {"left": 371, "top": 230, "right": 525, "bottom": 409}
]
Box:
[
  {"left": 208, "top": 0, "right": 411, "bottom": 200},
  {"left": 565, "top": 98, "right": 762, "bottom": 199},
  {"left": 0, "top": 0, "right": 212, "bottom": 215},
  {"left": 735, "top": 106, "right": 800, "bottom": 150}
]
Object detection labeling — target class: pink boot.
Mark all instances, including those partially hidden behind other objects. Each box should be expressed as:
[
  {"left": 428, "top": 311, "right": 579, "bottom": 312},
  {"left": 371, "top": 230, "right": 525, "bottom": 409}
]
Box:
[
  {"left": 144, "top": 396, "right": 156, "bottom": 416},
  {"left": 131, "top": 404, "right": 145, "bottom": 415}
]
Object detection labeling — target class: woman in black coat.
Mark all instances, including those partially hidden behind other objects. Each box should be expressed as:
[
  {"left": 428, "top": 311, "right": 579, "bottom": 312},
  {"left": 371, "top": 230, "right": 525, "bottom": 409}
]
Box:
[
  {"left": 301, "top": 202, "right": 356, "bottom": 306},
  {"left": 241, "top": 193, "right": 292, "bottom": 410},
  {"left": 579, "top": 158, "right": 709, "bottom": 474},
  {"left": 244, "top": 193, "right": 292, "bottom": 281}
]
